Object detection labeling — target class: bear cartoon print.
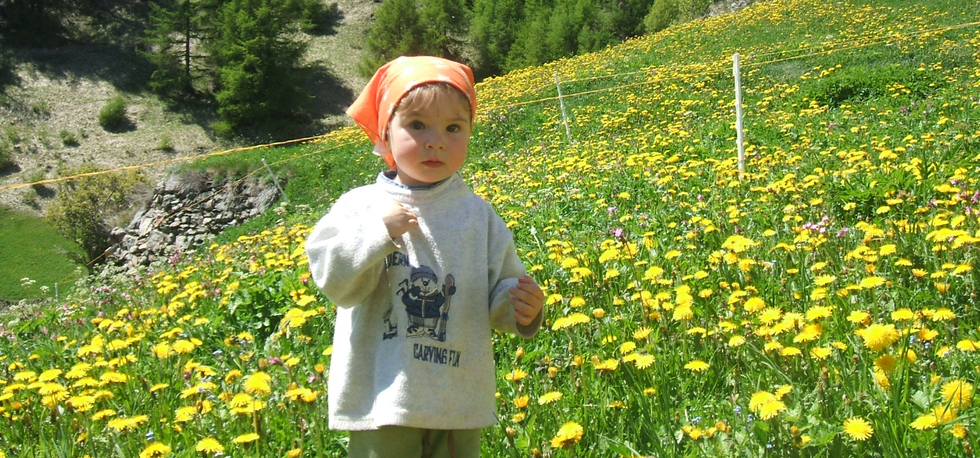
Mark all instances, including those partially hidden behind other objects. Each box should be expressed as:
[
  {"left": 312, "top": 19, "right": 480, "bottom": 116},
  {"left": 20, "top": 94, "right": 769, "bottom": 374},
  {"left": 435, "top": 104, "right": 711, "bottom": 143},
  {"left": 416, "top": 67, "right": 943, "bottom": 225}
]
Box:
[{"left": 382, "top": 252, "right": 457, "bottom": 342}]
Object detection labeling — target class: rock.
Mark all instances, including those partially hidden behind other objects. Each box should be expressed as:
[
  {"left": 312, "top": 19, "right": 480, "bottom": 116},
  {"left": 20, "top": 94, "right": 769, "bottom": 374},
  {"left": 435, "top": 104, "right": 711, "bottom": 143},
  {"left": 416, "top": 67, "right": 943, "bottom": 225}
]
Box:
[{"left": 105, "top": 170, "right": 283, "bottom": 270}]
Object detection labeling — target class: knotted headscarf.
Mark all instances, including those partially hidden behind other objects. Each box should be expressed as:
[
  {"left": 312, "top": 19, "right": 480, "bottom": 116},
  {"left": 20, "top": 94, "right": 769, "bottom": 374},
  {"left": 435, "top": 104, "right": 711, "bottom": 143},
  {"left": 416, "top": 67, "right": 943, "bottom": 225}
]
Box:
[{"left": 347, "top": 56, "right": 477, "bottom": 168}]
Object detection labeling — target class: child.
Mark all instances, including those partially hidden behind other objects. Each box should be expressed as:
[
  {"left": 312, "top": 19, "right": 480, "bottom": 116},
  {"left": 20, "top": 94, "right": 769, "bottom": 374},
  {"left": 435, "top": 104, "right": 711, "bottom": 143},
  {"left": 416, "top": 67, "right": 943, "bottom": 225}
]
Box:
[{"left": 305, "top": 56, "right": 545, "bottom": 458}]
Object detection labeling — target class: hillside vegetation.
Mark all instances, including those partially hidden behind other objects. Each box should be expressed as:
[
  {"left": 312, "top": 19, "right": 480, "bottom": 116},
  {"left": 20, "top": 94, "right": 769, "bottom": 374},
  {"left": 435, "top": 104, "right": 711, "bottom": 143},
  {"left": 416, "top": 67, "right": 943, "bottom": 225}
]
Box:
[{"left": 1, "top": 0, "right": 979, "bottom": 456}]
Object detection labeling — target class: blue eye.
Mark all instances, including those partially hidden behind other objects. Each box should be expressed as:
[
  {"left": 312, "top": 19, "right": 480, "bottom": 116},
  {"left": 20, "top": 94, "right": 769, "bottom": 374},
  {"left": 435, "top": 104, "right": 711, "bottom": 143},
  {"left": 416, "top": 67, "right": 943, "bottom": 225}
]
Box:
[{"left": 411, "top": 121, "right": 425, "bottom": 130}]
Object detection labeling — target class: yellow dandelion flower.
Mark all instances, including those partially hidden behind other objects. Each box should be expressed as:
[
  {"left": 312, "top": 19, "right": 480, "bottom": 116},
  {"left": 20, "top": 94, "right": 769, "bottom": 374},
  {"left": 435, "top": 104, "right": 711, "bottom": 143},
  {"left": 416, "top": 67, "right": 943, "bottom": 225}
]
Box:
[
  {"left": 874, "top": 354, "right": 897, "bottom": 373},
  {"left": 618, "top": 342, "right": 637, "bottom": 354},
  {"left": 634, "top": 354, "right": 655, "bottom": 369},
  {"left": 918, "top": 328, "right": 939, "bottom": 341},
  {"left": 107, "top": 415, "right": 149, "bottom": 432},
  {"left": 684, "top": 360, "right": 710, "bottom": 372},
  {"left": 857, "top": 323, "right": 900, "bottom": 352},
  {"left": 932, "top": 308, "right": 956, "bottom": 321},
  {"left": 843, "top": 417, "right": 873, "bottom": 441},
  {"left": 956, "top": 339, "right": 979, "bottom": 352},
  {"left": 139, "top": 442, "right": 172, "bottom": 458},
  {"left": 91, "top": 409, "right": 116, "bottom": 421},
  {"left": 743, "top": 297, "right": 765, "bottom": 312},
  {"left": 550, "top": 421, "right": 584, "bottom": 448},
  {"left": 243, "top": 372, "right": 272, "bottom": 395},
  {"left": 195, "top": 438, "right": 224, "bottom": 454},
  {"left": 805, "top": 305, "right": 833, "bottom": 321},
  {"left": 810, "top": 346, "right": 833, "bottom": 360},
  {"left": 232, "top": 433, "right": 260, "bottom": 444},
  {"left": 593, "top": 358, "right": 619, "bottom": 371},
  {"left": 538, "top": 391, "right": 563, "bottom": 405},
  {"left": 749, "top": 391, "right": 776, "bottom": 412},
  {"left": 941, "top": 380, "right": 974, "bottom": 409},
  {"left": 891, "top": 308, "right": 916, "bottom": 321},
  {"left": 859, "top": 276, "right": 886, "bottom": 289},
  {"left": 174, "top": 406, "right": 197, "bottom": 422},
  {"left": 513, "top": 396, "right": 529, "bottom": 408},
  {"left": 728, "top": 335, "right": 746, "bottom": 347},
  {"left": 758, "top": 400, "right": 787, "bottom": 420},
  {"left": 813, "top": 275, "right": 837, "bottom": 286},
  {"left": 633, "top": 327, "right": 652, "bottom": 339},
  {"left": 950, "top": 423, "right": 968, "bottom": 439},
  {"left": 505, "top": 368, "right": 528, "bottom": 382}
]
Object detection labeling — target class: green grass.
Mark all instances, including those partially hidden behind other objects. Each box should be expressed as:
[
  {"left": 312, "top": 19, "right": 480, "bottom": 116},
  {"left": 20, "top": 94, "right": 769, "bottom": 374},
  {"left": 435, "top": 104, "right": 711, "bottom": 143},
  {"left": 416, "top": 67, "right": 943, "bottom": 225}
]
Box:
[{"left": 0, "top": 206, "right": 84, "bottom": 303}]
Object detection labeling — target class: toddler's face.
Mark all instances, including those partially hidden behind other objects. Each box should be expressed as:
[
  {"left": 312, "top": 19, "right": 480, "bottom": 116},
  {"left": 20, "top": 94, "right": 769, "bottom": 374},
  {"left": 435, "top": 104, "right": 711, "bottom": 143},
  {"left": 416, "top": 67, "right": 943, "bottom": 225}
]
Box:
[{"left": 387, "top": 91, "right": 471, "bottom": 187}]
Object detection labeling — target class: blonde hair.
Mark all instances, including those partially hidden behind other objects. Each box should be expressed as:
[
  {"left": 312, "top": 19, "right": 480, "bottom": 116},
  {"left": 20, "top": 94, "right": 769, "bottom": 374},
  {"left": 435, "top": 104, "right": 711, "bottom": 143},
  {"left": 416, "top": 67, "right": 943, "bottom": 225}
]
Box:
[{"left": 394, "top": 82, "right": 472, "bottom": 121}]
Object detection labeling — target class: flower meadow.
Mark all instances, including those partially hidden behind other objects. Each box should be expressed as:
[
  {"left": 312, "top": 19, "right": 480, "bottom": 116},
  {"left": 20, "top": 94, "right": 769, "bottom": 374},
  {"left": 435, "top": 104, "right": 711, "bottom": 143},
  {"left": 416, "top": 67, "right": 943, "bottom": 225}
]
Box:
[{"left": 3, "top": 0, "right": 980, "bottom": 456}]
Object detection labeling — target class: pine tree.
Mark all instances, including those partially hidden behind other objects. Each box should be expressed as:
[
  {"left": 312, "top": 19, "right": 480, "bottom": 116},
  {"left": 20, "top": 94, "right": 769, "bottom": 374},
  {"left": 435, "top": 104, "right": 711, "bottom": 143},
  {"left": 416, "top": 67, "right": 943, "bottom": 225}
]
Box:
[
  {"left": 358, "top": 0, "right": 427, "bottom": 76},
  {"left": 470, "top": 0, "right": 524, "bottom": 76},
  {"left": 419, "top": 0, "right": 469, "bottom": 60},
  {"left": 209, "top": 0, "right": 309, "bottom": 136},
  {"left": 145, "top": 0, "right": 206, "bottom": 98}
]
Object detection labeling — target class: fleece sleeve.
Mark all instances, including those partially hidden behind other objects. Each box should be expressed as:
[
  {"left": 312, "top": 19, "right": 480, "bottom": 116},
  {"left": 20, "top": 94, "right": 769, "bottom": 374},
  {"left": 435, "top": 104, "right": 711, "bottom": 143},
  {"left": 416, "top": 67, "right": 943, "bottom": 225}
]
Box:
[
  {"left": 305, "top": 193, "right": 398, "bottom": 308},
  {"left": 486, "top": 218, "right": 542, "bottom": 339}
]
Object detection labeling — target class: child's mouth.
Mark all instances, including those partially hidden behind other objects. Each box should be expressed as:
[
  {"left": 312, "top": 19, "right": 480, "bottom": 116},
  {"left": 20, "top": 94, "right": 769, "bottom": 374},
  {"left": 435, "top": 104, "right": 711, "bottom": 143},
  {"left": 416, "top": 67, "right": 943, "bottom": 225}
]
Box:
[{"left": 423, "top": 161, "right": 443, "bottom": 167}]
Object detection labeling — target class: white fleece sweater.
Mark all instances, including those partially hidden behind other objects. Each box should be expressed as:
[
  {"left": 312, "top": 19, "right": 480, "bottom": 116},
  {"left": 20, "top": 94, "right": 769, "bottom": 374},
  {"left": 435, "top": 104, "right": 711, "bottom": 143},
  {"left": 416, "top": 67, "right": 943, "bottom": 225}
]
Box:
[{"left": 305, "top": 171, "right": 541, "bottom": 431}]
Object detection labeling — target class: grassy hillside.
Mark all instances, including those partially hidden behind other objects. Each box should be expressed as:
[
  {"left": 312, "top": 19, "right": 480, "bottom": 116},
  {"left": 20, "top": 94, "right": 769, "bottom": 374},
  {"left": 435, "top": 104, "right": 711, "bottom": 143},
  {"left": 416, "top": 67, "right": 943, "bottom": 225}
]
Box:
[{"left": 1, "top": 0, "right": 979, "bottom": 456}]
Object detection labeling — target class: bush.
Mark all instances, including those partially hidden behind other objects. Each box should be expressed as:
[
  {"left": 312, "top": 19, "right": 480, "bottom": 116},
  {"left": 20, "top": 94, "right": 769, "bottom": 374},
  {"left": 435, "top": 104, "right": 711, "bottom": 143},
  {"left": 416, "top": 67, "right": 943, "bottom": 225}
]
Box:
[
  {"left": 98, "top": 95, "right": 131, "bottom": 132},
  {"left": 0, "top": 138, "right": 13, "bottom": 170},
  {"left": 157, "top": 134, "right": 174, "bottom": 152},
  {"left": 46, "top": 164, "right": 146, "bottom": 268},
  {"left": 59, "top": 129, "right": 79, "bottom": 147}
]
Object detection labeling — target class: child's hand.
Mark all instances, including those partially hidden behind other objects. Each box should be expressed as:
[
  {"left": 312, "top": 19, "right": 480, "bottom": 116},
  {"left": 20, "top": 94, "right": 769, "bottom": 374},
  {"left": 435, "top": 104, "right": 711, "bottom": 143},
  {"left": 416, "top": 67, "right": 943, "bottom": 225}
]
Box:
[
  {"left": 382, "top": 201, "right": 418, "bottom": 238},
  {"left": 509, "top": 275, "right": 544, "bottom": 326}
]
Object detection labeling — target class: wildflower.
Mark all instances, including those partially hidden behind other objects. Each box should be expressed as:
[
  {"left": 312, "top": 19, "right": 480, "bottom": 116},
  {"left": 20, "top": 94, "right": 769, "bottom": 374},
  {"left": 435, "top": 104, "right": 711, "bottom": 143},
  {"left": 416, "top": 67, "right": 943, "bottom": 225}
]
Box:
[
  {"left": 505, "top": 368, "right": 528, "bottom": 382},
  {"left": 593, "top": 358, "right": 619, "bottom": 371},
  {"left": 743, "top": 297, "right": 765, "bottom": 312},
  {"left": 859, "top": 276, "right": 886, "bottom": 289},
  {"left": 243, "top": 372, "right": 272, "bottom": 395},
  {"left": 931, "top": 308, "right": 956, "bottom": 321},
  {"left": 195, "top": 438, "right": 224, "bottom": 454},
  {"left": 856, "top": 324, "right": 900, "bottom": 352},
  {"left": 847, "top": 310, "right": 870, "bottom": 324},
  {"left": 550, "top": 421, "right": 584, "bottom": 448},
  {"left": 758, "top": 400, "right": 787, "bottom": 420},
  {"left": 634, "top": 354, "right": 655, "bottom": 369},
  {"left": 107, "top": 415, "right": 149, "bottom": 432},
  {"left": 139, "top": 442, "right": 172, "bottom": 458},
  {"left": 633, "top": 327, "right": 652, "bottom": 339},
  {"left": 941, "top": 380, "right": 974, "bottom": 409},
  {"left": 843, "top": 417, "right": 874, "bottom": 441},
  {"left": 684, "top": 360, "right": 710, "bottom": 372},
  {"left": 514, "top": 396, "right": 530, "bottom": 408},
  {"left": 910, "top": 406, "right": 955, "bottom": 430},
  {"left": 551, "top": 313, "right": 590, "bottom": 330},
  {"left": 538, "top": 391, "right": 563, "bottom": 405},
  {"left": 232, "top": 433, "right": 260, "bottom": 444}
]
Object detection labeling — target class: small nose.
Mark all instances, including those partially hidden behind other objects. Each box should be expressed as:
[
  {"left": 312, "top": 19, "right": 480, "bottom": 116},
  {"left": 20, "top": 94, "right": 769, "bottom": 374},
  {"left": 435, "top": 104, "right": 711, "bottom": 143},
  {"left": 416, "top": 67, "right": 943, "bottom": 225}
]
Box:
[{"left": 425, "top": 132, "right": 445, "bottom": 150}]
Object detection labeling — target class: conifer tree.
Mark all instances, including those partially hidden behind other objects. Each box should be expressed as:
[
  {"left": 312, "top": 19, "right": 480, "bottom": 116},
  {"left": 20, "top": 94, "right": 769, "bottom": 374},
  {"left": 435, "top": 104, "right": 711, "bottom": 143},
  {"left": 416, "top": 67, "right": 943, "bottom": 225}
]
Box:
[
  {"left": 359, "top": 0, "right": 427, "bottom": 76},
  {"left": 208, "top": 0, "right": 309, "bottom": 136},
  {"left": 145, "top": 0, "right": 209, "bottom": 98},
  {"left": 419, "top": 0, "right": 469, "bottom": 60},
  {"left": 470, "top": 0, "right": 524, "bottom": 76}
]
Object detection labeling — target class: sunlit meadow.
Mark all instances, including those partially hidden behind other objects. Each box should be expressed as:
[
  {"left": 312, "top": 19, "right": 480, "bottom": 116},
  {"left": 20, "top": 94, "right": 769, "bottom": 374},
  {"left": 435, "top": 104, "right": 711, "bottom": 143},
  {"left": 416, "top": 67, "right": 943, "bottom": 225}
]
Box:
[{"left": 2, "top": 0, "right": 979, "bottom": 456}]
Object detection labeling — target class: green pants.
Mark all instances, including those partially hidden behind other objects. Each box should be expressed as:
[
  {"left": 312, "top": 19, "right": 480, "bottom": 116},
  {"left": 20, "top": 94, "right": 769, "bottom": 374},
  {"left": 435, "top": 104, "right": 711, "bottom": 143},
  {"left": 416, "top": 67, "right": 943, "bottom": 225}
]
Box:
[{"left": 348, "top": 426, "right": 482, "bottom": 458}]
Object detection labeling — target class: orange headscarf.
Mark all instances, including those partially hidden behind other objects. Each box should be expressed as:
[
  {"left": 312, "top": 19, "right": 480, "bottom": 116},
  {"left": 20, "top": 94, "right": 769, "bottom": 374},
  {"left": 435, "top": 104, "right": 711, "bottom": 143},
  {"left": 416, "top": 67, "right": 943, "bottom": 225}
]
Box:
[{"left": 347, "top": 56, "right": 477, "bottom": 168}]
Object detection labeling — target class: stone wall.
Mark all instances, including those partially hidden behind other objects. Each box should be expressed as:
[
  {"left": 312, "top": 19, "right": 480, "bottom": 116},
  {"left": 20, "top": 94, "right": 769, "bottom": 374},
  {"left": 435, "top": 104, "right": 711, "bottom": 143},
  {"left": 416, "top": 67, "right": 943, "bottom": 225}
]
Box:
[{"left": 106, "top": 170, "right": 282, "bottom": 268}]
